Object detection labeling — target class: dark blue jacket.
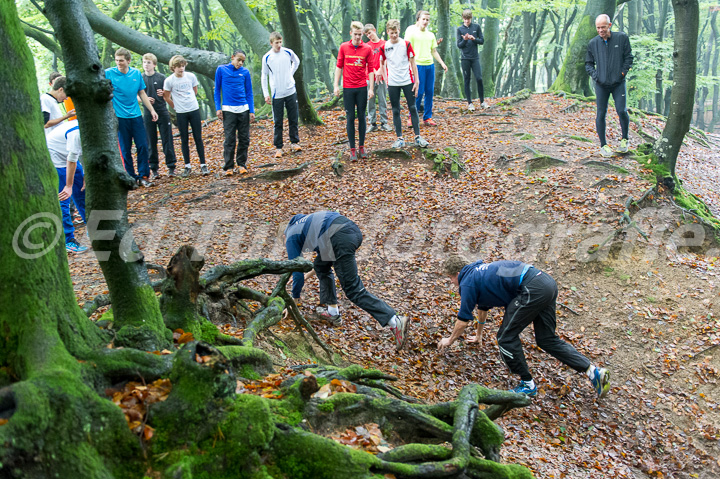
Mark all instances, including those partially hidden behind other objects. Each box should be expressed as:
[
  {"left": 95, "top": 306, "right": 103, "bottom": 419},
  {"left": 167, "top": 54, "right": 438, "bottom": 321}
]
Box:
[
  {"left": 456, "top": 23, "right": 484, "bottom": 60},
  {"left": 585, "top": 31, "right": 633, "bottom": 88},
  {"left": 285, "top": 211, "right": 347, "bottom": 298},
  {"left": 457, "top": 260, "right": 529, "bottom": 321}
]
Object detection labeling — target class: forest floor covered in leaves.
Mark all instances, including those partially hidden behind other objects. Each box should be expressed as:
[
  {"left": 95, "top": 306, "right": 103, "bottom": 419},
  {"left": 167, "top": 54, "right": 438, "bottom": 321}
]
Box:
[{"left": 69, "top": 93, "right": 719, "bottom": 478}]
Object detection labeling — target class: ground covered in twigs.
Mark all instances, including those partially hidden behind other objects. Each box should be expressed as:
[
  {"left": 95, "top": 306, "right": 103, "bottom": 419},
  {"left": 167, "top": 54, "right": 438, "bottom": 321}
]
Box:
[{"left": 70, "top": 93, "right": 719, "bottom": 478}]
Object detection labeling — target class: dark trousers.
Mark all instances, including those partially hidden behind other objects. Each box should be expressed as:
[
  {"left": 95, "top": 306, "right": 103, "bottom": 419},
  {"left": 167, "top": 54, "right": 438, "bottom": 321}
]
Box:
[
  {"left": 314, "top": 221, "right": 396, "bottom": 326},
  {"left": 56, "top": 163, "right": 86, "bottom": 243},
  {"left": 416, "top": 64, "right": 435, "bottom": 120},
  {"left": 594, "top": 80, "right": 630, "bottom": 146},
  {"left": 496, "top": 270, "right": 590, "bottom": 381},
  {"left": 222, "top": 110, "right": 250, "bottom": 170},
  {"left": 176, "top": 109, "right": 205, "bottom": 165},
  {"left": 461, "top": 58, "right": 484, "bottom": 104},
  {"left": 117, "top": 115, "right": 150, "bottom": 180},
  {"left": 144, "top": 110, "right": 176, "bottom": 171},
  {"left": 272, "top": 93, "right": 300, "bottom": 150},
  {"left": 343, "top": 87, "right": 368, "bottom": 149},
  {"left": 389, "top": 84, "right": 420, "bottom": 138}
]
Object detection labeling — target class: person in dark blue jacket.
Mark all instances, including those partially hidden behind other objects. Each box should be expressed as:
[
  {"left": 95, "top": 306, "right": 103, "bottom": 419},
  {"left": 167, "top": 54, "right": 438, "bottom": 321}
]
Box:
[
  {"left": 439, "top": 255, "right": 610, "bottom": 398},
  {"left": 456, "top": 9, "right": 486, "bottom": 111},
  {"left": 585, "top": 14, "right": 634, "bottom": 158},
  {"left": 214, "top": 50, "right": 255, "bottom": 175},
  {"left": 281, "top": 211, "right": 410, "bottom": 350}
]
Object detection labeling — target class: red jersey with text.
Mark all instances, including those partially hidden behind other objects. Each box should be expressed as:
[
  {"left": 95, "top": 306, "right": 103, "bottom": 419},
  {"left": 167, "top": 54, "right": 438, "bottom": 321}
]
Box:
[{"left": 336, "top": 41, "right": 374, "bottom": 88}]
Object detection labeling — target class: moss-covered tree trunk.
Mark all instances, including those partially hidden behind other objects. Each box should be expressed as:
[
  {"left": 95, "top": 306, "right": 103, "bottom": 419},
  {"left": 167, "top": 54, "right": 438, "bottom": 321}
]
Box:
[
  {"left": 653, "top": 0, "right": 699, "bottom": 177},
  {"left": 277, "top": 0, "right": 323, "bottom": 125},
  {"left": 45, "top": 0, "right": 170, "bottom": 350},
  {"left": 481, "top": 0, "right": 501, "bottom": 98},
  {"left": 550, "top": 0, "right": 616, "bottom": 95},
  {"left": 0, "top": 2, "right": 142, "bottom": 476}
]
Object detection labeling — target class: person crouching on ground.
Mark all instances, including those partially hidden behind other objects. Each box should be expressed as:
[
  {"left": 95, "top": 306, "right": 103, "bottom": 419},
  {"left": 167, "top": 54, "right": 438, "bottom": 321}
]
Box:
[
  {"left": 439, "top": 254, "right": 611, "bottom": 398},
  {"left": 281, "top": 211, "right": 410, "bottom": 350}
]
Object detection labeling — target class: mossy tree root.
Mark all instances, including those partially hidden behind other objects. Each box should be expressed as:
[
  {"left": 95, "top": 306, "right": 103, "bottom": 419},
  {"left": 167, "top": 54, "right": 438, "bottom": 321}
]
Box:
[
  {"left": 200, "top": 257, "right": 313, "bottom": 285},
  {"left": 278, "top": 289, "right": 335, "bottom": 363},
  {"left": 274, "top": 383, "right": 533, "bottom": 478},
  {"left": 0, "top": 372, "right": 142, "bottom": 478}
]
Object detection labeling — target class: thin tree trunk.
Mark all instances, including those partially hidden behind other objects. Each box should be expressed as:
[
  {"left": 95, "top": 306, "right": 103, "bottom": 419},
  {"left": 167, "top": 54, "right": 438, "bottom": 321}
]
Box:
[
  {"left": 277, "top": 0, "right": 323, "bottom": 124},
  {"left": 362, "top": 0, "right": 378, "bottom": 27},
  {"left": 654, "top": 0, "right": 670, "bottom": 113},
  {"left": 100, "top": 0, "right": 131, "bottom": 68},
  {"left": 481, "top": 0, "right": 501, "bottom": 97},
  {"left": 48, "top": 0, "right": 171, "bottom": 349},
  {"left": 709, "top": 10, "right": 720, "bottom": 132},
  {"left": 654, "top": 0, "right": 699, "bottom": 178},
  {"left": 628, "top": 0, "right": 639, "bottom": 34}
]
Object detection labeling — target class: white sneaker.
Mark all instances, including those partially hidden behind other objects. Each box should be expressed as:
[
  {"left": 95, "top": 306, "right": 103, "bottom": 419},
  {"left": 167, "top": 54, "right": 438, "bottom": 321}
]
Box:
[
  {"left": 467, "top": 103, "right": 475, "bottom": 111},
  {"left": 415, "top": 136, "right": 429, "bottom": 148},
  {"left": 481, "top": 101, "right": 489, "bottom": 109},
  {"left": 392, "top": 138, "right": 405, "bottom": 148}
]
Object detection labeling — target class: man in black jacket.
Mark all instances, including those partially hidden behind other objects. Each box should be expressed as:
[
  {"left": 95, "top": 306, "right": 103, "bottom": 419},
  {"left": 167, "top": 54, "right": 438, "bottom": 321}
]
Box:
[
  {"left": 456, "top": 9, "right": 486, "bottom": 111},
  {"left": 585, "top": 14, "right": 634, "bottom": 158}
]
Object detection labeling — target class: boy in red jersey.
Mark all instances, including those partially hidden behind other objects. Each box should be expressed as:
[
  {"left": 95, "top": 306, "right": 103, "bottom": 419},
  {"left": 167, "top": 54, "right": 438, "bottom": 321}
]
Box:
[{"left": 333, "top": 21, "right": 375, "bottom": 161}]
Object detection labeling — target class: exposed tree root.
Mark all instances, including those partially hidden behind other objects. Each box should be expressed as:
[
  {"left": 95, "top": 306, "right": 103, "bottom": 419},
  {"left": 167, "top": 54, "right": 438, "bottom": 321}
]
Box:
[
  {"left": 238, "top": 162, "right": 310, "bottom": 182},
  {"left": 521, "top": 145, "right": 567, "bottom": 172},
  {"left": 318, "top": 93, "right": 343, "bottom": 111}
]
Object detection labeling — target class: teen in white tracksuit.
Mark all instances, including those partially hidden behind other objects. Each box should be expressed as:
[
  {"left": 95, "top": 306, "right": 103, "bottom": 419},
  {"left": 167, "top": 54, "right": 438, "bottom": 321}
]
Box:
[{"left": 261, "top": 32, "right": 301, "bottom": 154}]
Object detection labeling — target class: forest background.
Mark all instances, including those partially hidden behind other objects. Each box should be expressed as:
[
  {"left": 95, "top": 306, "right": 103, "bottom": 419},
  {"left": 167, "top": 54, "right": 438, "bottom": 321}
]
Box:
[{"left": 17, "top": 0, "right": 720, "bottom": 132}]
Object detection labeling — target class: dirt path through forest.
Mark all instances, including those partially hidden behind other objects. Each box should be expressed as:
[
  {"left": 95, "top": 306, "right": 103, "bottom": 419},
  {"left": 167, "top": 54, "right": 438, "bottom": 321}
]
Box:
[{"left": 68, "top": 93, "right": 719, "bottom": 478}]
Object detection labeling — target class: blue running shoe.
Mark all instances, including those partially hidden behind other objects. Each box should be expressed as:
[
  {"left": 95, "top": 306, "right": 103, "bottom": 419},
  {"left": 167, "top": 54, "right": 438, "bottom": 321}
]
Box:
[
  {"left": 591, "top": 368, "right": 610, "bottom": 398},
  {"left": 510, "top": 381, "right": 537, "bottom": 397},
  {"left": 66, "top": 239, "right": 89, "bottom": 254}
]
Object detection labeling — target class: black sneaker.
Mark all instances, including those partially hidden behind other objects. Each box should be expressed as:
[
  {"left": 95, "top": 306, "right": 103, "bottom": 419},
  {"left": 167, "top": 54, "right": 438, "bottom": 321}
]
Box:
[
  {"left": 181, "top": 166, "right": 192, "bottom": 177},
  {"left": 168, "top": 167, "right": 176, "bottom": 177},
  {"left": 201, "top": 165, "right": 210, "bottom": 176},
  {"left": 150, "top": 169, "right": 161, "bottom": 180}
]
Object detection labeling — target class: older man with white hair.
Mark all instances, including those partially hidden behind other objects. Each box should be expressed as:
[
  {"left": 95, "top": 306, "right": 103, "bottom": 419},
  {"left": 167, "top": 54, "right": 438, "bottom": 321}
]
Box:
[{"left": 585, "top": 14, "right": 633, "bottom": 158}]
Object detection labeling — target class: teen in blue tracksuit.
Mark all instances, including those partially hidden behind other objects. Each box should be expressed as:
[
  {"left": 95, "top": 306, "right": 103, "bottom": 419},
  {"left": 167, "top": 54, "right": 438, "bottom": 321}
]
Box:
[
  {"left": 214, "top": 50, "right": 255, "bottom": 174},
  {"left": 282, "top": 211, "right": 409, "bottom": 350},
  {"left": 439, "top": 255, "right": 611, "bottom": 398}
]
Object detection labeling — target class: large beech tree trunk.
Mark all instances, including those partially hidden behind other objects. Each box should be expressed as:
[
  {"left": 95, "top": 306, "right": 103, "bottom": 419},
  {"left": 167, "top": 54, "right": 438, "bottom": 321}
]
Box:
[
  {"left": 550, "top": 0, "right": 616, "bottom": 95},
  {"left": 276, "top": 0, "right": 323, "bottom": 124},
  {"left": 47, "top": 0, "right": 170, "bottom": 350},
  {"left": 0, "top": 2, "right": 142, "bottom": 476},
  {"left": 654, "top": 0, "right": 699, "bottom": 177}
]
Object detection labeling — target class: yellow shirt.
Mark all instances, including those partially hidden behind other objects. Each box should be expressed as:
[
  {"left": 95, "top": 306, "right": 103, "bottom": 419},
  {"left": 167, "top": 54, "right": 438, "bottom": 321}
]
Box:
[{"left": 404, "top": 25, "right": 436, "bottom": 66}]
